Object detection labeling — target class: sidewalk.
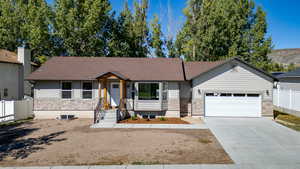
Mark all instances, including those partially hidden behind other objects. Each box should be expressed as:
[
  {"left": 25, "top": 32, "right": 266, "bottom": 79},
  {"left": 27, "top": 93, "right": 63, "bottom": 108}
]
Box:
[{"left": 3, "top": 164, "right": 300, "bottom": 169}]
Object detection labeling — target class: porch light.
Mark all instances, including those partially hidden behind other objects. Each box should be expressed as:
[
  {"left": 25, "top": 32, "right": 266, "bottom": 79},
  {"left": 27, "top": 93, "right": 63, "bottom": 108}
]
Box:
[
  {"left": 266, "top": 90, "right": 269, "bottom": 96},
  {"left": 198, "top": 89, "right": 201, "bottom": 95}
]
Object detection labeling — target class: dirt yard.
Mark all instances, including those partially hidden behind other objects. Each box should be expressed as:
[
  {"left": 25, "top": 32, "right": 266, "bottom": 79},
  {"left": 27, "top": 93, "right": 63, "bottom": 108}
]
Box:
[{"left": 0, "top": 119, "right": 232, "bottom": 166}]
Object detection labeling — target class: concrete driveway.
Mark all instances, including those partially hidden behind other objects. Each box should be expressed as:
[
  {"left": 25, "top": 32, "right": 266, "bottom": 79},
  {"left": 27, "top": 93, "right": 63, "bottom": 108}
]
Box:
[{"left": 206, "top": 117, "right": 300, "bottom": 168}]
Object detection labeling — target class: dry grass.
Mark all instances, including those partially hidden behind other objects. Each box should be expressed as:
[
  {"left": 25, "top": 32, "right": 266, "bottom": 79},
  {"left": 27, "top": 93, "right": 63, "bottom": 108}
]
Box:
[
  {"left": 0, "top": 119, "right": 232, "bottom": 166},
  {"left": 274, "top": 110, "right": 300, "bottom": 131},
  {"left": 198, "top": 138, "right": 213, "bottom": 144}
]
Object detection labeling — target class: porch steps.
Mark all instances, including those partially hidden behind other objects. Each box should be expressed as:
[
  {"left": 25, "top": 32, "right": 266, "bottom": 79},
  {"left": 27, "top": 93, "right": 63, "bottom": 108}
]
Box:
[{"left": 96, "top": 109, "right": 117, "bottom": 126}]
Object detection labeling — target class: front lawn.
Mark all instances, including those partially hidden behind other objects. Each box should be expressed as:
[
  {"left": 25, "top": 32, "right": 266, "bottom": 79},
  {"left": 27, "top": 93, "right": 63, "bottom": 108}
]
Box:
[
  {"left": 274, "top": 110, "right": 300, "bottom": 131},
  {"left": 0, "top": 119, "right": 232, "bottom": 166}
]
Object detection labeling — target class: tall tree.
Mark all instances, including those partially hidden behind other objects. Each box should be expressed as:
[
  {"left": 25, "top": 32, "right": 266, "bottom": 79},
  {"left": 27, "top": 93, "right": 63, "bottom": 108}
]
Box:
[
  {"left": 23, "top": 0, "right": 53, "bottom": 61},
  {"left": 0, "top": 0, "right": 52, "bottom": 63},
  {"left": 250, "top": 7, "right": 272, "bottom": 64},
  {"left": 110, "top": 0, "right": 150, "bottom": 58},
  {"left": 0, "top": 0, "right": 24, "bottom": 51},
  {"left": 132, "top": 0, "right": 150, "bottom": 57},
  {"left": 166, "top": 38, "right": 179, "bottom": 58},
  {"left": 176, "top": 0, "right": 272, "bottom": 70},
  {"left": 108, "top": 1, "right": 136, "bottom": 57},
  {"left": 150, "top": 15, "right": 165, "bottom": 57},
  {"left": 176, "top": 0, "right": 202, "bottom": 61},
  {"left": 53, "top": 0, "right": 112, "bottom": 56}
]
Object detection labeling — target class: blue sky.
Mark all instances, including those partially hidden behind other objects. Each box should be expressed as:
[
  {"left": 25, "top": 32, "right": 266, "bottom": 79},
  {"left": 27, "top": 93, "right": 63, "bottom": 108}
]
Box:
[{"left": 47, "top": 0, "right": 300, "bottom": 49}]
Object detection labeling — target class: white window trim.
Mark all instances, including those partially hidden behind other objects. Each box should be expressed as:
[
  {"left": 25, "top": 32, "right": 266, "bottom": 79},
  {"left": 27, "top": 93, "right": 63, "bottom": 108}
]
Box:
[
  {"left": 162, "top": 82, "right": 168, "bottom": 100},
  {"left": 81, "top": 81, "right": 93, "bottom": 99},
  {"left": 61, "top": 81, "right": 73, "bottom": 99}
]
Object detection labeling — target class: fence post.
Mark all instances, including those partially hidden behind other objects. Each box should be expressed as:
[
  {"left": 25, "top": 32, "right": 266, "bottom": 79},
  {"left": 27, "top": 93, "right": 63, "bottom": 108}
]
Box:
[
  {"left": 277, "top": 88, "right": 280, "bottom": 106},
  {"left": 289, "top": 89, "right": 292, "bottom": 109},
  {"left": 0, "top": 101, "right": 2, "bottom": 122},
  {"left": 3, "top": 101, "right": 5, "bottom": 119}
]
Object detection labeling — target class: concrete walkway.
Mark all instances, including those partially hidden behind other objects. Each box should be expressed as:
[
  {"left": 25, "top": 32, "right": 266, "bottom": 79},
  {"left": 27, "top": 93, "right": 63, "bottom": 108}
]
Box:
[
  {"left": 91, "top": 123, "right": 207, "bottom": 129},
  {"left": 206, "top": 117, "right": 300, "bottom": 168}
]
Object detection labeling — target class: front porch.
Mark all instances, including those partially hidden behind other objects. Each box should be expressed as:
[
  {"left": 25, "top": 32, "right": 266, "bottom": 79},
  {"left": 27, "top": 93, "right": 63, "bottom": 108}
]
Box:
[
  {"left": 94, "top": 72, "right": 129, "bottom": 124},
  {"left": 93, "top": 73, "right": 182, "bottom": 125}
]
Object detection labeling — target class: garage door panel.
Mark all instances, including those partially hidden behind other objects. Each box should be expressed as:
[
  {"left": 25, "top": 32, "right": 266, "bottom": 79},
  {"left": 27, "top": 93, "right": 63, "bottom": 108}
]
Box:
[{"left": 205, "top": 93, "right": 261, "bottom": 117}]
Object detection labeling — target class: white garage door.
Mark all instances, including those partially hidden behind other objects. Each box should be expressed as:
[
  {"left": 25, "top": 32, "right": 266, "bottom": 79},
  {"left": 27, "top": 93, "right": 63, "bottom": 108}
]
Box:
[{"left": 205, "top": 93, "right": 261, "bottom": 117}]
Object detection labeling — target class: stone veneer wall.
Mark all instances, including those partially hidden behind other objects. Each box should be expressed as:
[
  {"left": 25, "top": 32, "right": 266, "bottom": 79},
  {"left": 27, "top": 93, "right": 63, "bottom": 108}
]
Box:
[
  {"left": 191, "top": 99, "right": 273, "bottom": 117},
  {"left": 191, "top": 98, "right": 204, "bottom": 116},
  {"left": 180, "top": 98, "right": 191, "bottom": 116},
  {"left": 167, "top": 98, "right": 180, "bottom": 111},
  {"left": 34, "top": 98, "right": 99, "bottom": 111},
  {"left": 262, "top": 100, "right": 273, "bottom": 116}
]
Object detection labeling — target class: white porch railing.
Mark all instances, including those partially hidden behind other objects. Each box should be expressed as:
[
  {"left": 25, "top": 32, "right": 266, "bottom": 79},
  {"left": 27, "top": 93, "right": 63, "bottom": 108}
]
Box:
[
  {"left": 273, "top": 88, "right": 300, "bottom": 112},
  {"left": 0, "top": 99, "right": 33, "bottom": 123}
]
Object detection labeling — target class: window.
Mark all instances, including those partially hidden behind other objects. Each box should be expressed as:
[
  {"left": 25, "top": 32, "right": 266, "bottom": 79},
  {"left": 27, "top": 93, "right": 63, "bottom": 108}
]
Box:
[
  {"left": 233, "top": 93, "right": 246, "bottom": 97},
  {"left": 138, "top": 83, "right": 159, "bottom": 100},
  {"left": 220, "top": 93, "right": 232, "bottom": 97},
  {"left": 112, "top": 84, "right": 119, "bottom": 88},
  {"left": 82, "top": 82, "right": 92, "bottom": 99},
  {"left": 205, "top": 93, "right": 215, "bottom": 96},
  {"left": 247, "top": 94, "right": 260, "bottom": 97},
  {"left": 3, "top": 88, "right": 8, "bottom": 97},
  {"left": 61, "top": 81, "right": 72, "bottom": 99}
]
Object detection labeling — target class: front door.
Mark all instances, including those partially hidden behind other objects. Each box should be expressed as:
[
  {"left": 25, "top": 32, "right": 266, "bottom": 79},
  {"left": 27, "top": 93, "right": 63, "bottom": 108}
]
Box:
[{"left": 110, "top": 83, "right": 120, "bottom": 107}]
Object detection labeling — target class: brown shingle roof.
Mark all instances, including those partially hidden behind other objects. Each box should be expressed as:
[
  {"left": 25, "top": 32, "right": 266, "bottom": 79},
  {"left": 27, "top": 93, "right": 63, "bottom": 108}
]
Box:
[
  {"left": 0, "top": 49, "right": 21, "bottom": 64},
  {"left": 0, "top": 49, "right": 38, "bottom": 67},
  {"left": 27, "top": 57, "right": 185, "bottom": 81},
  {"left": 184, "top": 61, "right": 226, "bottom": 80}
]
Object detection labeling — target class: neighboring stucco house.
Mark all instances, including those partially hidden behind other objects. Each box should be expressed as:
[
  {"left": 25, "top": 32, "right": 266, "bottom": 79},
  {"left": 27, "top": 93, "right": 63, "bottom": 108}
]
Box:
[
  {"left": 27, "top": 57, "right": 276, "bottom": 121},
  {"left": 276, "top": 68, "right": 300, "bottom": 90},
  {"left": 0, "top": 47, "right": 37, "bottom": 100}
]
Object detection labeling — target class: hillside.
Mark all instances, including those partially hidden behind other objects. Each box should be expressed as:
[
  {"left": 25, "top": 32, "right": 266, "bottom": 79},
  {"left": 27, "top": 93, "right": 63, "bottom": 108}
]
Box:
[{"left": 268, "top": 48, "right": 300, "bottom": 66}]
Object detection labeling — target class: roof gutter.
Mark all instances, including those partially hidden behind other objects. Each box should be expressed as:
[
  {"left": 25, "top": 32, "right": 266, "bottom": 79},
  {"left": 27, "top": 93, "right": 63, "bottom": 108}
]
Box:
[{"left": 181, "top": 60, "right": 187, "bottom": 81}]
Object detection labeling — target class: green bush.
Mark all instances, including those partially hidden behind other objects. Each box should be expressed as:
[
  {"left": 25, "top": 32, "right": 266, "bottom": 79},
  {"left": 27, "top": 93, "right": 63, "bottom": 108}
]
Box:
[
  {"left": 131, "top": 115, "right": 138, "bottom": 120},
  {"left": 159, "top": 117, "right": 167, "bottom": 121}
]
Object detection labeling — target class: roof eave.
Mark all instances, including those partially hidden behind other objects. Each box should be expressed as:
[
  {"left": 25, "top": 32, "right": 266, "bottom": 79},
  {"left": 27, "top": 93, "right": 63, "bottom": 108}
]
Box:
[
  {"left": 0, "top": 60, "right": 22, "bottom": 65},
  {"left": 188, "top": 57, "right": 277, "bottom": 81}
]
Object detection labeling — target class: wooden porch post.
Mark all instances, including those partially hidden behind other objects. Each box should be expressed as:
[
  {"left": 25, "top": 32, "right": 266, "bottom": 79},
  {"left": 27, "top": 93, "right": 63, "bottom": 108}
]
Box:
[
  {"left": 103, "top": 78, "right": 109, "bottom": 110},
  {"left": 120, "top": 80, "right": 126, "bottom": 109},
  {"left": 120, "top": 80, "right": 126, "bottom": 99}
]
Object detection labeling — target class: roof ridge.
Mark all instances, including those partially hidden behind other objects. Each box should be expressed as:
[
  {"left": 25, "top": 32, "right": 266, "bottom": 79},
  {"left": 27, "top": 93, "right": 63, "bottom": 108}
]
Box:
[{"left": 51, "top": 56, "right": 182, "bottom": 59}]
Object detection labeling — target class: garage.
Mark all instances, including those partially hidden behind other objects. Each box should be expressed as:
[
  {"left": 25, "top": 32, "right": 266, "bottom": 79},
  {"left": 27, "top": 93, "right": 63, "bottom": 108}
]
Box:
[{"left": 205, "top": 92, "right": 261, "bottom": 117}]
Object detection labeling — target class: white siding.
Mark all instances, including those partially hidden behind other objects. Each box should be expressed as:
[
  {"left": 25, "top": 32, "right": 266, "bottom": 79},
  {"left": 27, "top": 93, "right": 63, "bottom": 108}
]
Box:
[
  {"left": 0, "top": 63, "right": 21, "bottom": 100},
  {"left": 278, "top": 77, "right": 300, "bottom": 91},
  {"left": 134, "top": 100, "right": 162, "bottom": 111},
  {"left": 192, "top": 63, "right": 274, "bottom": 101},
  {"left": 168, "top": 82, "right": 179, "bottom": 98},
  {"left": 73, "top": 81, "right": 81, "bottom": 99},
  {"left": 93, "top": 81, "right": 99, "bottom": 99},
  {"left": 167, "top": 82, "right": 180, "bottom": 111},
  {"left": 35, "top": 81, "right": 60, "bottom": 98},
  {"left": 35, "top": 80, "right": 99, "bottom": 99}
]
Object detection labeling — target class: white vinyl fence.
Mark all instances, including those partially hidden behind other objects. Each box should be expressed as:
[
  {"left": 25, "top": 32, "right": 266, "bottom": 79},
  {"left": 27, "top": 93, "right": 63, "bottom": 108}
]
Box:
[
  {"left": 273, "top": 88, "right": 300, "bottom": 112},
  {"left": 0, "top": 99, "right": 33, "bottom": 123}
]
